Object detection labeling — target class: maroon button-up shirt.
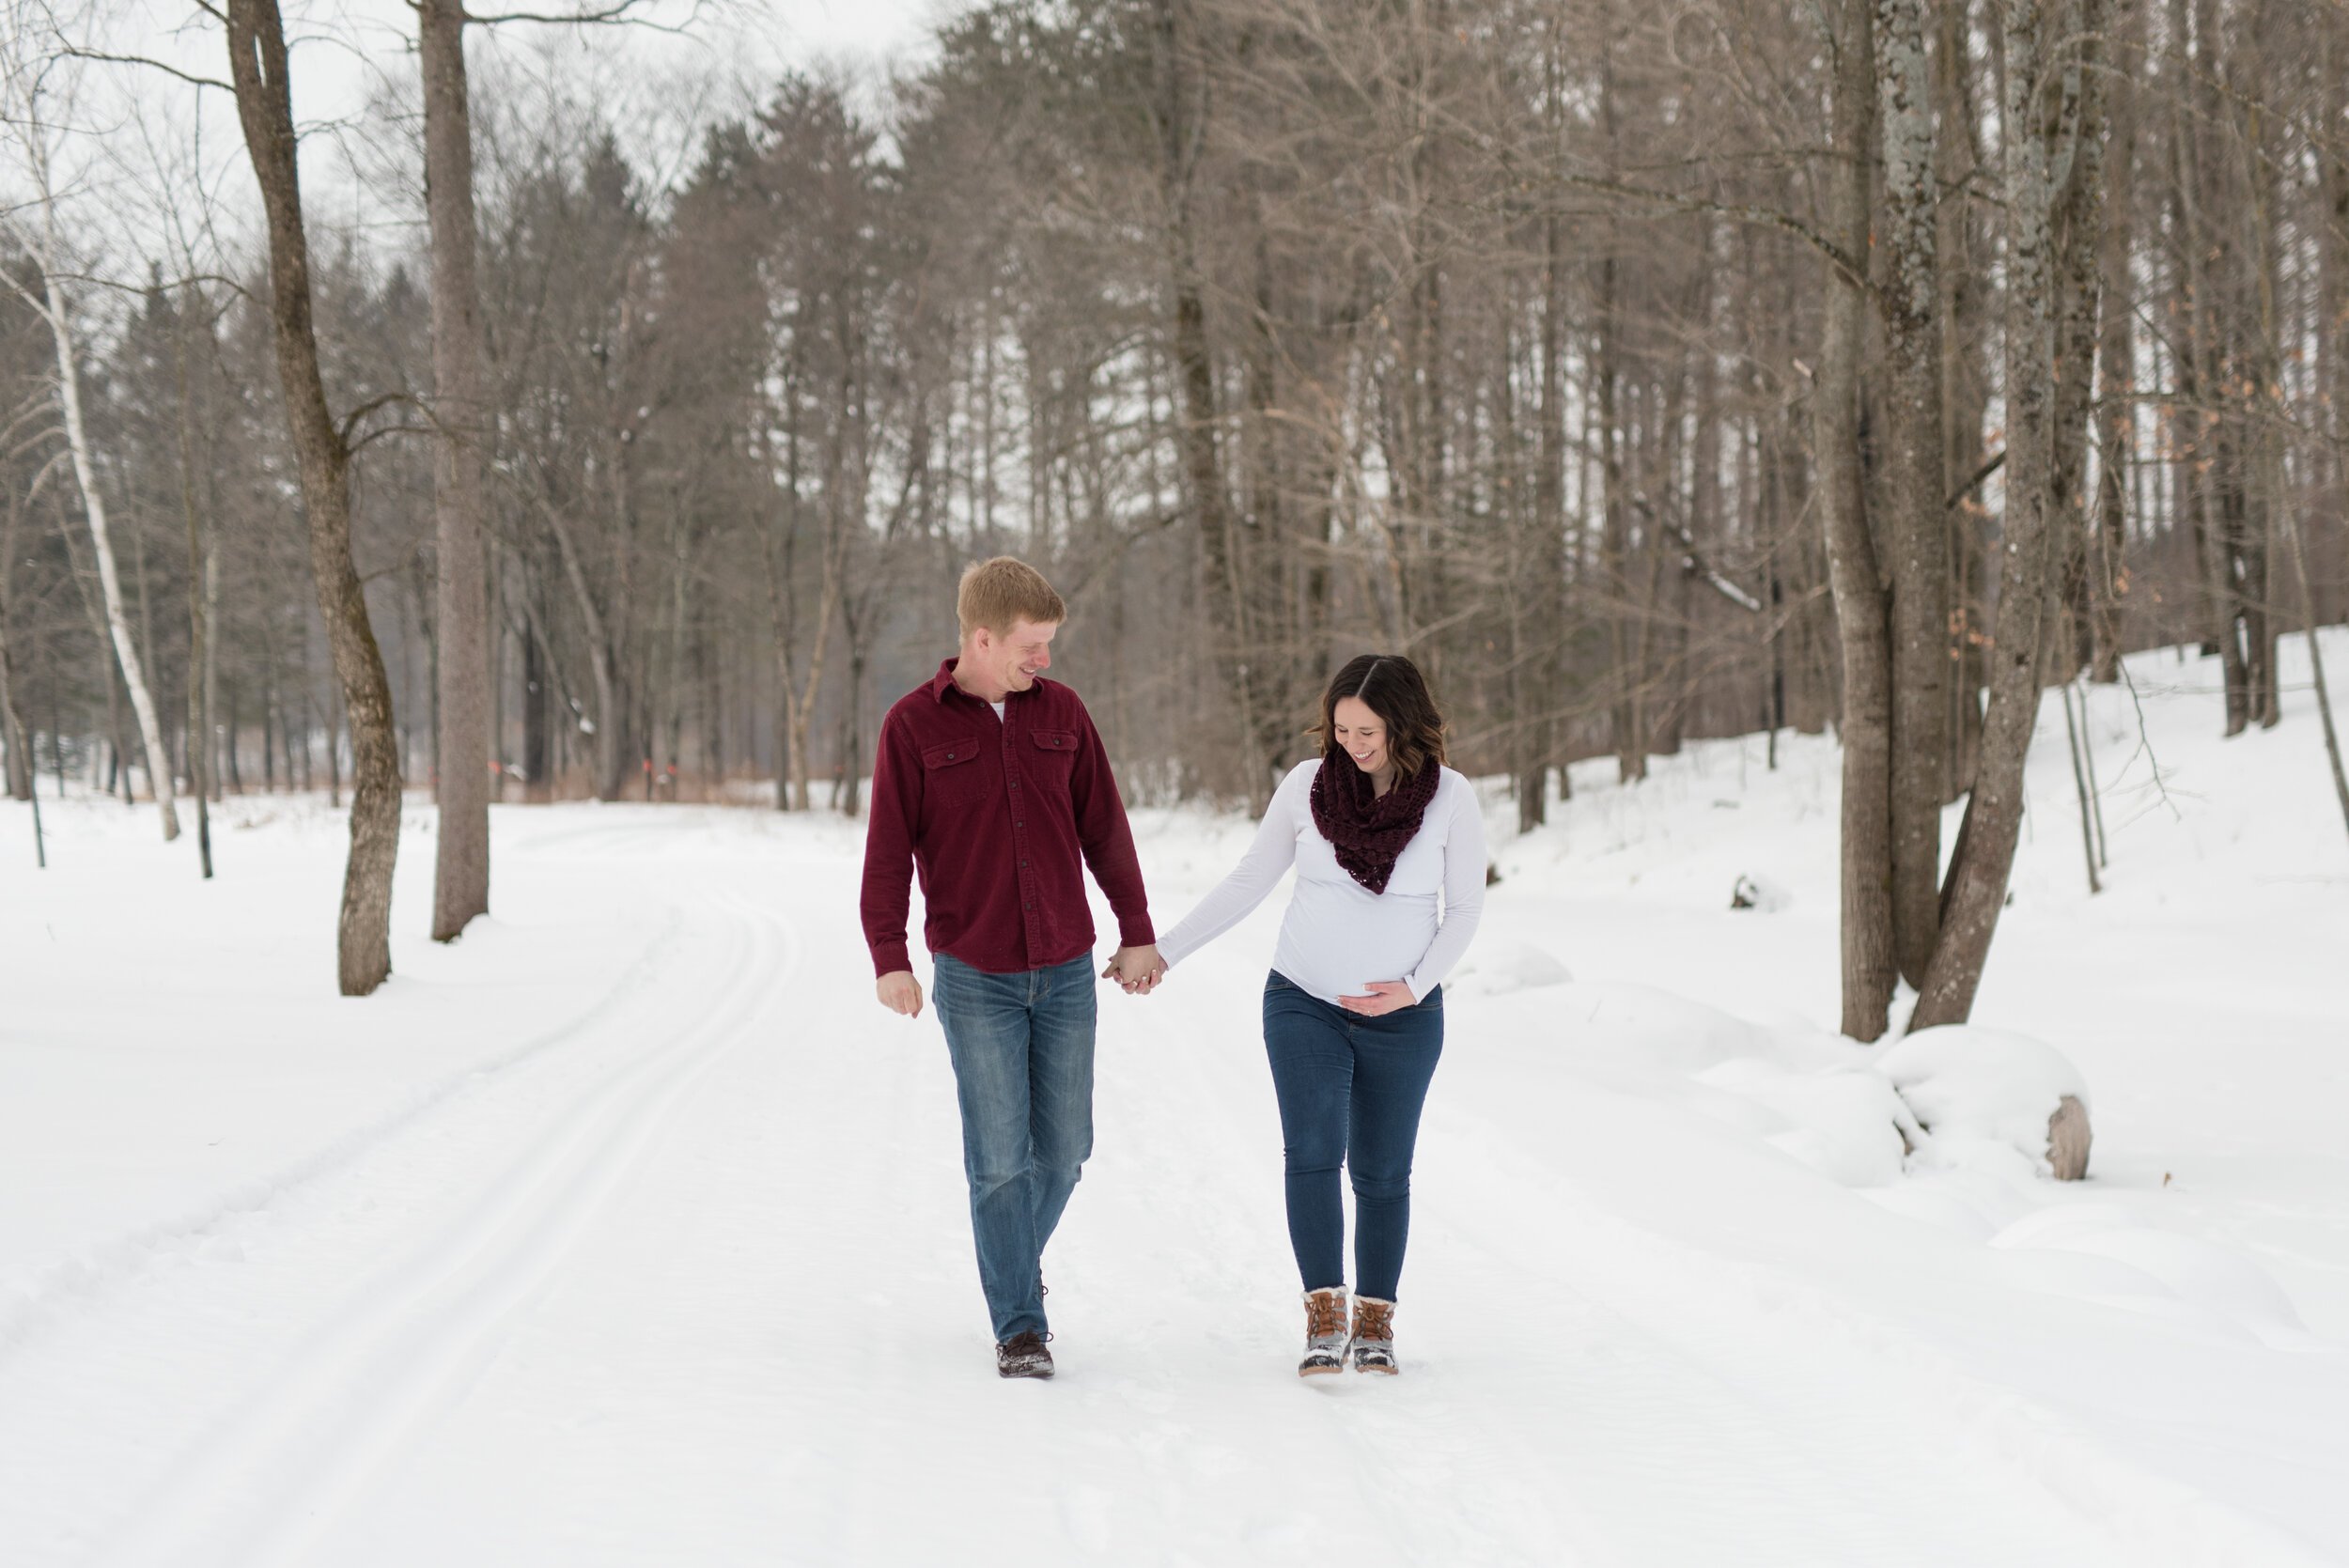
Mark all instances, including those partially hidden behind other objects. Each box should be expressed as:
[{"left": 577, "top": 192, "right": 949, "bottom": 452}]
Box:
[{"left": 860, "top": 659, "right": 1154, "bottom": 978}]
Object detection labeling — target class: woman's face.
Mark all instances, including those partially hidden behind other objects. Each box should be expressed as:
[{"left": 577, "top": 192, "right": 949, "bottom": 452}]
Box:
[{"left": 1331, "top": 695, "right": 1392, "bottom": 777}]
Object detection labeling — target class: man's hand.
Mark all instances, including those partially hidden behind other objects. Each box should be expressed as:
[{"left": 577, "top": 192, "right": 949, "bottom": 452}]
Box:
[
  {"left": 1102, "top": 943, "right": 1167, "bottom": 996},
  {"left": 877, "top": 970, "right": 925, "bottom": 1017},
  {"left": 1338, "top": 980, "right": 1415, "bottom": 1017}
]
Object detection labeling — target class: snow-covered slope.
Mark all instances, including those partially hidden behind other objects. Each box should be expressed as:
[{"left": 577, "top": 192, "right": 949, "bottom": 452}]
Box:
[{"left": 2, "top": 632, "right": 2345, "bottom": 1566}]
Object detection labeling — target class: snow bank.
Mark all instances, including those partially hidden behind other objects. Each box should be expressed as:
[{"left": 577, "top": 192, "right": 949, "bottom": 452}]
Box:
[
  {"left": 1876, "top": 1026, "right": 2092, "bottom": 1179},
  {"left": 1443, "top": 938, "right": 1573, "bottom": 996},
  {"left": 1695, "top": 1058, "right": 1918, "bottom": 1187},
  {"left": 1678, "top": 1023, "right": 2093, "bottom": 1189},
  {"left": 1990, "top": 1203, "right": 2311, "bottom": 1343}
]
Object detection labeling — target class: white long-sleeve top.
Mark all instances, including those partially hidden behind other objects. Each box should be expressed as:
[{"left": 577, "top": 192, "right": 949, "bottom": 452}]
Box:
[{"left": 1158, "top": 759, "right": 1486, "bottom": 1005}]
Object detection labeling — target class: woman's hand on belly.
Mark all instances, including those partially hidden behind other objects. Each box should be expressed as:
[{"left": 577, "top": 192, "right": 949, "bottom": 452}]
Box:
[{"left": 1338, "top": 980, "right": 1416, "bottom": 1017}]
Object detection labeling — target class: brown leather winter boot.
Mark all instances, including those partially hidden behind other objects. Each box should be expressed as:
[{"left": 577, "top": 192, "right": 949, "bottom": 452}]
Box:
[
  {"left": 1351, "top": 1296, "right": 1397, "bottom": 1374},
  {"left": 1299, "top": 1286, "right": 1349, "bottom": 1377}
]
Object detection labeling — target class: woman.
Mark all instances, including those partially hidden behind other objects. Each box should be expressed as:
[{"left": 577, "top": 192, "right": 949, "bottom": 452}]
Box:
[{"left": 1157, "top": 655, "right": 1485, "bottom": 1376}]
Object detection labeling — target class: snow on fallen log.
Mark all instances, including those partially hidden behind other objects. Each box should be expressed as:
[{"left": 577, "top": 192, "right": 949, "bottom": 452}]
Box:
[{"left": 1874, "top": 1025, "right": 2093, "bottom": 1181}]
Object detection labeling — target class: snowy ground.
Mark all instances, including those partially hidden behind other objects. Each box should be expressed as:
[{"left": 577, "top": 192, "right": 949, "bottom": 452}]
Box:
[{"left": 4, "top": 632, "right": 2347, "bottom": 1566}]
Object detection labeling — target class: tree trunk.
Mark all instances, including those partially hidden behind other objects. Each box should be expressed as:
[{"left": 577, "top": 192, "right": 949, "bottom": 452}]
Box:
[
  {"left": 1876, "top": 0, "right": 1949, "bottom": 986},
  {"left": 1596, "top": 261, "right": 1641, "bottom": 784},
  {"left": 2046, "top": 3, "right": 2113, "bottom": 691},
  {"left": 226, "top": 0, "right": 404, "bottom": 996},
  {"left": 1152, "top": 0, "right": 1270, "bottom": 806},
  {"left": 2325, "top": 16, "right": 2349, "bottom": 632},
  {"left": 2088, "top": 0, "right": 2140, "bottom": 681},
  {"left": 0, "top": 492, "right": 28, "bottom": 807},
  {"left": 1936, "top": 0, "right": 1990, "bottom": 798},
  {"left": 2240, "top": 92, "right": 2281, "bottom": 730},
  {"left": 2171, "top": 0, "right": 2248, "bottom": 732},
  {"left": 1520, "top": 27, "right": 1569, "bottom": 834},
  {"left": 537, "top": 494, "right": 626, "bottom": 800},
  {"left": 522, "top": 591, "right": 552, "bottom": 801},
  {"left": 2060, "top": 681, "right": 2101, "bottom": 893},
  {"left": 175, "top": 287, "right": 214, "bottom": 877},
  {"left": 0, "top": 482, "right": 39, "bottom": 862},
  {"left": 40, "top": 272, "right": 179, "bottom": 840},
  {"left": 1915, "top": 0, "right": 2109, "bottom": 1030},
  {"left": 0, "top": 628, "right": 37, "bottom": 865},
  {"left": 1819, "top": 0, "right": 1897, "bottom": 1040},
  {"left": 419, "top": 0, "right": 491, "bottom": 939}
]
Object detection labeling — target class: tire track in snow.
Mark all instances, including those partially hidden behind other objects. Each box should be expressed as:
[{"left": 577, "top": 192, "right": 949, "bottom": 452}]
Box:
[
  {"left": 82, "top": 890, "right": 793, "bottom": 1568},
  {"left": 0, "top": 903, "right": 688, "bottom": 1360}
]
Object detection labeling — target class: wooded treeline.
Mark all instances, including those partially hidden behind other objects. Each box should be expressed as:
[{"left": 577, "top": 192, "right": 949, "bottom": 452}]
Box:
[{"left": 3, "top": 0, "right": 2344, "bottom": 1026}]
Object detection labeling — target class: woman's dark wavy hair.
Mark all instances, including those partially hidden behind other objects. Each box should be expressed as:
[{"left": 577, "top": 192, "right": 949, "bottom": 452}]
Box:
[{"left": 1312, "top": 654, "right": 1448, "bottom": 781}]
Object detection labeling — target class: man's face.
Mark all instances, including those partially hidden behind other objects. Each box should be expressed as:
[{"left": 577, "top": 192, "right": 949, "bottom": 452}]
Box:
[{"left": 977, "top": 618, "right": 1058, "bottom": 692}]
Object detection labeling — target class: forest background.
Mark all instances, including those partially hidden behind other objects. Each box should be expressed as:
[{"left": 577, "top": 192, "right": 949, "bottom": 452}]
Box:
[{"left": 3, "top": 0, "right": 2344, "bottom": 1036}]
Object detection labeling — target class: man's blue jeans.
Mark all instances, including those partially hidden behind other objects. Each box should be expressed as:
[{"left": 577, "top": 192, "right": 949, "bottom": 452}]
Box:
[
  {"left": 931, "top": 952, "right": 1097, "bottom": 1343},
  {"left": 1262, "top": 970, "right": 1444, "bottom": 1303}
]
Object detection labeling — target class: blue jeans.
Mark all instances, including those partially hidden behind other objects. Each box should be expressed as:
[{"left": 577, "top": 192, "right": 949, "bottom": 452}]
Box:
[
  {"left": 1262, "top": 970, "right": 1443, "bottom": 1303},
  {"left": 931, "top": 952, "right": 1098, "bottom": 1342}
]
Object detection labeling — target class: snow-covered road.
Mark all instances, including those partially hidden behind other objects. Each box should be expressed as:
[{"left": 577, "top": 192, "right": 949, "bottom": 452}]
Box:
[
  {"left": 8, "top": 644, "right": 2349, "bottom": 1565},
  {"left": 0, "top": 828, "right": 2151, "bottom": 1564}
]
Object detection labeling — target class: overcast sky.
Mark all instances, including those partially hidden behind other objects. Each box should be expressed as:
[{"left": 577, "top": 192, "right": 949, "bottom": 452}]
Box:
[{"left": 14, "top": 0, "right": 960, "bottom": 288}]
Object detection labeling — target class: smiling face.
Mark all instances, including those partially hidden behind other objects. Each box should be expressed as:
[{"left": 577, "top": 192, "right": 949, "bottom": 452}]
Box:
[
  {"left": 964, "top": 617, "right": 1058, "bottom": 699},
  {"left": 1316, "top": 654, "right": 1446, "bottom": 789},
  {"left": 1330, "top": 695, "right": 1392, "bottom": 780}
]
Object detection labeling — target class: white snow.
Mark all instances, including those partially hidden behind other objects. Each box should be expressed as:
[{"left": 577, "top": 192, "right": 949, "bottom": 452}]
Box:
[
  {"left": 1876, "top": 1024, "right": 2090, "bottom": 1173},
  {"left": 4, "top": 630, "right": 2348, "bottom": 1566}
]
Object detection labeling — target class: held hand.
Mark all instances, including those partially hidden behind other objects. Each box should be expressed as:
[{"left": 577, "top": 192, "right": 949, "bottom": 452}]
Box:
[
  {"left": 1102, "top": 943, "right": 1168, "bottom": 996},
  {"left": 1338, "top": 980, "right": 1415, "bottom": 1017},
  {"left": 877, "top": 970, "right": 925, "bottom": 1018}
]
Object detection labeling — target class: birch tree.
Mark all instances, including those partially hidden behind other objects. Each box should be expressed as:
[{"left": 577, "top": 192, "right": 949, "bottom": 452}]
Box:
[{"left": 0, "top": 36, "right": 179, "bottom": 840}]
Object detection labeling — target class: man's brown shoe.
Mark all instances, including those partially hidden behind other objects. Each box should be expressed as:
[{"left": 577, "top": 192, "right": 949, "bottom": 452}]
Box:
[{"left": 997, "top": 1330, "right": 1054, "bottom": 1379}]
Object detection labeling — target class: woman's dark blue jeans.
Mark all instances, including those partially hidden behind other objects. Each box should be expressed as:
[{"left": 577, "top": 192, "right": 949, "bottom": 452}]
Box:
[{"left": 1261, "top": 970, "right": 1443, "bottom": 1303}]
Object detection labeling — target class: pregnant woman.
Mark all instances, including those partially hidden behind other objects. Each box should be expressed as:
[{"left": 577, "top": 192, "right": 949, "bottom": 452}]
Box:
[{"left": 1157, "top": 654, "right": 1486, "bottom": 1376}]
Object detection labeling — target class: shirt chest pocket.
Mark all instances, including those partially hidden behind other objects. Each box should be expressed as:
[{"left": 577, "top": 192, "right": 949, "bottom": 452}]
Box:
[
  {"left": 921, "top": 738, "right": 991, "bottom": 809},
  {"left": 1024, "top": 729, "right": 1079, "bottom": 797}
]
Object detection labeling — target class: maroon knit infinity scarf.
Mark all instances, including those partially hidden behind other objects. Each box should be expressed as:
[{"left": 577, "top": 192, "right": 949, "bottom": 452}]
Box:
[{"left": 1310, "top": 753, "right": 1440, "bottom": 894}]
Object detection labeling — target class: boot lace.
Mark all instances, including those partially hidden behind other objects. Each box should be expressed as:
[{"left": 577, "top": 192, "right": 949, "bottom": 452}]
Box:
[{"left": 1306, "top": 1291, "right": 1348, "bottom": 1339}]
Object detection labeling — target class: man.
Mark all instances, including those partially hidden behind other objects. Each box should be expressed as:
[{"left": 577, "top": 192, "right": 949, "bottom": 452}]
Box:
[{"left": 862, "top": 557, "right": 1164, "bottom": 1379}]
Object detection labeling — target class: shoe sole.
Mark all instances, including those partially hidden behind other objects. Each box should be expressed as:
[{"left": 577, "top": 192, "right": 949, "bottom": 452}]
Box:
[
  {"left": 1298, "top": 1359, "right": 1345, "bottom": 1377},
  {"left": 1000, "top": 1366, "right": 1055, "bottom": 1379},
  {"left": 1353, "top": 1363, "right": 1398, "bottom": 1375}
]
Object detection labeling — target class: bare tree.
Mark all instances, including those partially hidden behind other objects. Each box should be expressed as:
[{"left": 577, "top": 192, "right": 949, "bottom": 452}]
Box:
[
  {"left": 1916, "top": 0, "right": 2114, "bottom": 1029},
  {"left": 0, "top": 39, "right": 180, "bottom": 840},
  {"left": 225, "top": 0, "right": 405, "bottom": 995},
  {"left": 418, "top": 0, "right": 491, "bottom": 939},
  {"left": 1813, "top": 0, "right": 1897, "bottom": 1038}
]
